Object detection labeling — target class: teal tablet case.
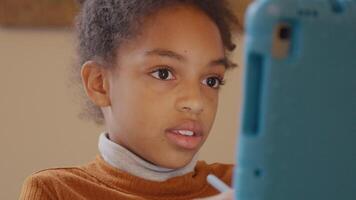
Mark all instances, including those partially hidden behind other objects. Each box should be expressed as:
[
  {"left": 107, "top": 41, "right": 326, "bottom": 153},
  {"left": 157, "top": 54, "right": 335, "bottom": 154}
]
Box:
[{"left": 234, "top": 0, "right": 356, "bottom": 199}]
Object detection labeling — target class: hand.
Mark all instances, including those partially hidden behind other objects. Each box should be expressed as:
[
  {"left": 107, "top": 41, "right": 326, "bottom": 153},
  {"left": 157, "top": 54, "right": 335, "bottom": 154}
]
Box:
[{"left": 194, "top": 189, "right": 234, "bottom": 200}]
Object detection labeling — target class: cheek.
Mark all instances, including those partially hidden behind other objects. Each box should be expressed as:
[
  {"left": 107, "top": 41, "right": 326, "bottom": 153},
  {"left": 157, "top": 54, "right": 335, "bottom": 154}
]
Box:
[
  {"left": 202, "top": 91, "right": 220, "bottom": 126},
  {"left": 114, "top": 81, "right": 171, "bottom": 128},
  {"left": 204, "top": 89, "right": 219, "bottom": 110}
]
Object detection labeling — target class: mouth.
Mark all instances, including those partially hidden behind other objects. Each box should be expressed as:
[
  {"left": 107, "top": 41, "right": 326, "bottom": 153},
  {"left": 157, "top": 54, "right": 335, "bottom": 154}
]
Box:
[{"left": 165, "top": 121, "right": 204, "bottom": 150}]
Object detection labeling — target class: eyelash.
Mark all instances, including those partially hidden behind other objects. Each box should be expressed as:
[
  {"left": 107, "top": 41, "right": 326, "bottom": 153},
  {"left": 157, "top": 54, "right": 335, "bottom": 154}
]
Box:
[
  {"left": 150, "top": 66, "right": 226, "bottom": 89},
  {"left": 150, "top": 66, "right": 176, "bottom": 80},
  {"left": 203, "top": 74, "right": 226, "bottom": 89},
  {"left": 215, "top": 77, "right": 226, "bottom": 86}
]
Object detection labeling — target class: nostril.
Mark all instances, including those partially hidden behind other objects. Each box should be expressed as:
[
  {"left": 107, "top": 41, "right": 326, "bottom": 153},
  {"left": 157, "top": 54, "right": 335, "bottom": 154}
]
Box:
[{"left": 182, "top": 107, "right": 191, "bottom": 111}]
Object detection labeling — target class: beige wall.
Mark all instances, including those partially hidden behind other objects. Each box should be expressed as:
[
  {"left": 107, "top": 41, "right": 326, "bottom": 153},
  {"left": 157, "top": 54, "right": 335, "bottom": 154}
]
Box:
[{"left": 0, "top": 26, "right": 243, "bottom": 199}]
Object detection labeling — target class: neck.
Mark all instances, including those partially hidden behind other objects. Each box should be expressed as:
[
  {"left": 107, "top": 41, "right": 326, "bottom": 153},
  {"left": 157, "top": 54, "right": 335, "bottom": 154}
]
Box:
[{"left": 98, "top": 132, "right": 198, "bottom": 182}]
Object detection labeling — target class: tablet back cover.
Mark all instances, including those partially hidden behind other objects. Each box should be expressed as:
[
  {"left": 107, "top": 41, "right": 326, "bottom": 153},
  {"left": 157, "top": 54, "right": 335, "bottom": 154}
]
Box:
[{"left": 235, "top": 0, "right": 356, "bottom": 199}]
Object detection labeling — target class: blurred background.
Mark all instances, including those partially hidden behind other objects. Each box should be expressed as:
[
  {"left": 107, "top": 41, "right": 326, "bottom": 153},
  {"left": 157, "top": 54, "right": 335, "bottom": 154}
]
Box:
[{"left": 0, "top": 0, "right": 251, "bottom": 199}]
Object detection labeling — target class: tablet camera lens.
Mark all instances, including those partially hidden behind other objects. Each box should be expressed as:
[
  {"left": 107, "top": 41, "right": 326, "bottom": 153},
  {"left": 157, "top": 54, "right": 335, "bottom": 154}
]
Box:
[{"left": 279, "top": 26, "right": 291, "bottom": 40}]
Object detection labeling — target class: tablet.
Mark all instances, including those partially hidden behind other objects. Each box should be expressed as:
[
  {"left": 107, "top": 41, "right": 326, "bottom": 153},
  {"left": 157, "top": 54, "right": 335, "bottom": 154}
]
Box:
[{"left": 234, "top": 0, "right": 356, "bottom": 200}]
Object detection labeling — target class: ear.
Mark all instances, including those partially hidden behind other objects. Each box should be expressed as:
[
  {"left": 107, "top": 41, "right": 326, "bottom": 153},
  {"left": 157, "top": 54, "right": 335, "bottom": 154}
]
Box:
[{"left": 81, "top": 61, "right": 111, "bottom": 107}]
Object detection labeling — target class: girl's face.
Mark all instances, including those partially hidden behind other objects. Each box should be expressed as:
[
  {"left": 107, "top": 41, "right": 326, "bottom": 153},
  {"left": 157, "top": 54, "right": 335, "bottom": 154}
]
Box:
[{"left": 104, "top": 6, "right": 226, "bottom": 168}]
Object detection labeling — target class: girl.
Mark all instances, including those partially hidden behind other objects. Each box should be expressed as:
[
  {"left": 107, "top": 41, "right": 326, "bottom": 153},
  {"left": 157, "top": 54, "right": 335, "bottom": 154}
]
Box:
[{"left": 19, "top": 0, "right": 240, "bottom": 199}]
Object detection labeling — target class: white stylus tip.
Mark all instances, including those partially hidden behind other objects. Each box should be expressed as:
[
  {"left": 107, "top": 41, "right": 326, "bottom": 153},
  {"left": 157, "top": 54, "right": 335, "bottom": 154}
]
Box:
[{"left": 207, "top": 174, "right": 231, "bottom": 193}]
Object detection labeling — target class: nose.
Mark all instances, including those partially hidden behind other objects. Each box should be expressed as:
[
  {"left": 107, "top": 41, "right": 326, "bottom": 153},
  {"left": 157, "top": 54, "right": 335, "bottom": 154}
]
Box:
[{"left": 175, "top": 81, "right": 204, "bottom": 115}]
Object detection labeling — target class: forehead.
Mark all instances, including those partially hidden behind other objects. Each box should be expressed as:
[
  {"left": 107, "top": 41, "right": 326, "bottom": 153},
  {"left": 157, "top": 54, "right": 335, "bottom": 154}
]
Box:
[{"left": 116, "top": 5, "right": 225, "bottom": 64}]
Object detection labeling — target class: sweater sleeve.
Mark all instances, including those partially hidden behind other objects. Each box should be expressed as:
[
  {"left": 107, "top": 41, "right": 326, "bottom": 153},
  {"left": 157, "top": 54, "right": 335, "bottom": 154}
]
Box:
[{"left": 19, "top": 175, "right": 53, "bottom": 200}]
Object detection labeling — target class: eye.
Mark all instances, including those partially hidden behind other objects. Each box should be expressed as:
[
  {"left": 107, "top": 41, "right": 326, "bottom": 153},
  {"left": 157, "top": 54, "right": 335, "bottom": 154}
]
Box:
[
  {"left": 150, "top": 67, "right": 174, "bottom": 80},
  {"left": 202, "top": 76, "right": 225, "bottom": 89}
]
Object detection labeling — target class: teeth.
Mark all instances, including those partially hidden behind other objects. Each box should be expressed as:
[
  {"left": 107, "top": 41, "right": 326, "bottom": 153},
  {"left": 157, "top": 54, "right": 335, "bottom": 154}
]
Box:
[{"left": 176, "top": 130, "right": 194, "bottom": 136}]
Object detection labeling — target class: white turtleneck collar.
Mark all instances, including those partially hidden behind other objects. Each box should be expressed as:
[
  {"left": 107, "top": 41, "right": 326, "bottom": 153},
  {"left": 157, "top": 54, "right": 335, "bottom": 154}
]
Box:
[{"left": 98, "top": 132, "right": 199, "bottom": 182}]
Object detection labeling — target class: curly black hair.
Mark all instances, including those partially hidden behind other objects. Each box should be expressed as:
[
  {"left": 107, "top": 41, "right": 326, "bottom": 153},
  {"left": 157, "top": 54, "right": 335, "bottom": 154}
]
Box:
[{"left": 73, "top": 0, "right": 240, "bottom": 125}]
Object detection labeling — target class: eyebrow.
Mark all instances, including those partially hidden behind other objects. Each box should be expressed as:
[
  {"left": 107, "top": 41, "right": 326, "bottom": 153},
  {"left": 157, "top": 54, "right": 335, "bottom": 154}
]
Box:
[
  {"left": 145, "top": 49, "right": 185, "bottom": 61},
  {"left": 144, "top": 48, "right": 228, "bottom": 68},
  {"left": 209, "top": 58, "right": 229, "bottom": 68}
]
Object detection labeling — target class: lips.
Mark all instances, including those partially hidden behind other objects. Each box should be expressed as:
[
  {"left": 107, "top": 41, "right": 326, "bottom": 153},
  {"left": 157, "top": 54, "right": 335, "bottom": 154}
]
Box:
[
  {"left": 165, "top": 120, "right": 204, "bottom": 136},
  {"left": 165, "top": 120, "right": 204, "bottom": 150}
]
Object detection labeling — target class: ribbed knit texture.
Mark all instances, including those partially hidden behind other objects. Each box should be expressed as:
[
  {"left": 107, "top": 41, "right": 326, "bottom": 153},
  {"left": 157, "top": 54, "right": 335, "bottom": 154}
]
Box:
[
  {"left": 19, "top": 156, "right": 234, "bottom": 200},
  {"left": 98, "top": 132, "right": 199, "bottom": 182}
]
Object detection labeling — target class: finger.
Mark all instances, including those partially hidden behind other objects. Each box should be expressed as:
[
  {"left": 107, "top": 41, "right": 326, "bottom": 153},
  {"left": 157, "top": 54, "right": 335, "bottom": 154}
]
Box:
[{"left": 193, "top": 189, "right": 234, "bottom": 200}]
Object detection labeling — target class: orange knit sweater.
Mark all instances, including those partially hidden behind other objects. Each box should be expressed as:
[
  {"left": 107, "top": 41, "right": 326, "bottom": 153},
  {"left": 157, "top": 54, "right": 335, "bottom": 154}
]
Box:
[{"left": 19, "top": 156, "right": 234, "bottom": 200}]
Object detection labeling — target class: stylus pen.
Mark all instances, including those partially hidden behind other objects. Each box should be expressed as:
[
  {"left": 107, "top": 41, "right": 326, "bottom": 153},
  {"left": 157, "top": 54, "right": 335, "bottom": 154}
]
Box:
[{"left": 207, "top": 174, "right": 231, "bottom": 193}]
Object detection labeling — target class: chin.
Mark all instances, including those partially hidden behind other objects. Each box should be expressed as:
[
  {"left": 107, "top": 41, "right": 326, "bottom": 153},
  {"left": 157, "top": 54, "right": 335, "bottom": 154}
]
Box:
[
  {"left": 155, "top": 152, "right": 197, "bottom": 169},
  {"left": 161, "top": 161, "right": 190, "bottom": 169}
]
